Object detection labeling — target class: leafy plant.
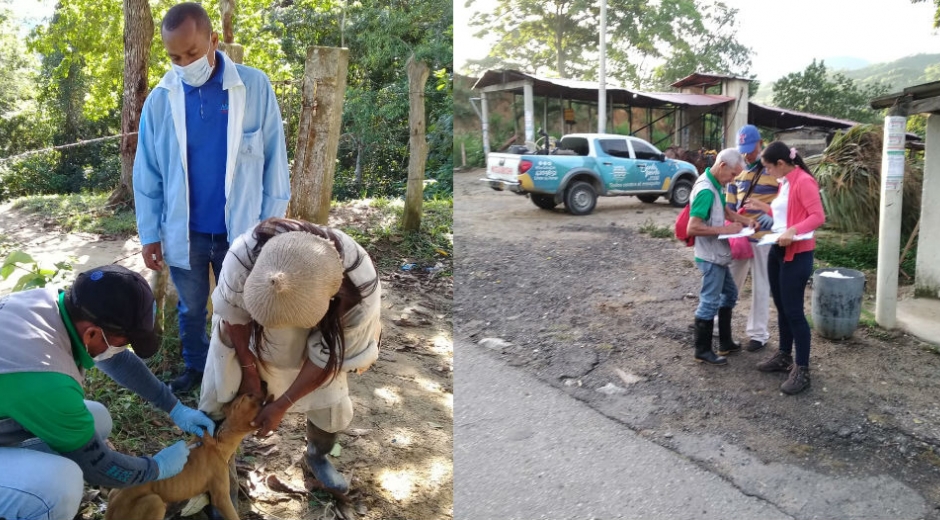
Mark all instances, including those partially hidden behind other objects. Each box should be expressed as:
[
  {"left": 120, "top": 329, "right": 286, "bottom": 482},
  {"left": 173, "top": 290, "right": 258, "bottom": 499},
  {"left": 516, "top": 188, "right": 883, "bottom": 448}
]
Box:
[
  {"left": 638, "top": 218, "right": 673, "bottom": 239},
  {"left": 0, "top": 250, "right": 73, "bottom": 292}
]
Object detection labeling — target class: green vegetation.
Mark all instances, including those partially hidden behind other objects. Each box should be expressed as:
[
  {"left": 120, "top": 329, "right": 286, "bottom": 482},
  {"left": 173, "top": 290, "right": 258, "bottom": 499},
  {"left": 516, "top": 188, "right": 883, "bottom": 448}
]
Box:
[
  {"left": 0, "top": 0, "right": 453, "bottom": 203},
  {"left": 772, "top": 60, "right": 890, "bottom": 124},
  {"left": 638, "top": 218, "right": 673, "bottom": 239},
  {"left": 465, "top": 0, "right": 751, "bottom": 88},
  {"left": 814, "top": 232, "right": 917, "bottom": 282},
  {"left": 336, "top": 197, "right": 453, "bottom": 273},
  {"left": 840, "top": 53, "right": 940, "bottom": 91},
  {"left": 11, "top": 193, "right": 137, "bottom": 235}
]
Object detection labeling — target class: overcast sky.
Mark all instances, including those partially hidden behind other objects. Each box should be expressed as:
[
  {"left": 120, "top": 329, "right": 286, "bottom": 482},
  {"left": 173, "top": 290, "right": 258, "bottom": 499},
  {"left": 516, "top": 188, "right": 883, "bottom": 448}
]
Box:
[{"left": 455, "top": 0, "right": 940, "bottom": 83}]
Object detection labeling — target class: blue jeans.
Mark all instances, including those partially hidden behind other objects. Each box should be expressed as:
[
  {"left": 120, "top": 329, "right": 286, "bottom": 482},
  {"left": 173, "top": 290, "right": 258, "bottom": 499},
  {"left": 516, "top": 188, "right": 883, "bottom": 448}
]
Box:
[
  {"left": 169, "top": 231, "right": 229, "bottom": 372},
  {"left": 695, "top": 260, "right": 738, "bottom": 320},
  {"left": 0, "top": 401, "right": 111, "bottom": 520},
  {"left": 768, "top": 246, "right": 814, "bottom": 367}
]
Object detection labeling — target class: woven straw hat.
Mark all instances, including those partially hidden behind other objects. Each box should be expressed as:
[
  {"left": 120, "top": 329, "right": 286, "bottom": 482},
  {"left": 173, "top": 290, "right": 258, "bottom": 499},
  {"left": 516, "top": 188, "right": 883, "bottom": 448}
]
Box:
[{"left": 243, "top": 232, "right": 344, "bottom": 328}]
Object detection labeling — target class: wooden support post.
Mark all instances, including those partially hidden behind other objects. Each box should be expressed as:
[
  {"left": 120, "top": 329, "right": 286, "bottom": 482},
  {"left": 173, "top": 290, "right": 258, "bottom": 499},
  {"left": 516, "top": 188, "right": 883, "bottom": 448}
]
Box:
[
  {"left": 289, "top": 46, "right": 349, "bottom": 224},
  {"left": 401, "top": 55, "right": 430, "bottom": 232}
]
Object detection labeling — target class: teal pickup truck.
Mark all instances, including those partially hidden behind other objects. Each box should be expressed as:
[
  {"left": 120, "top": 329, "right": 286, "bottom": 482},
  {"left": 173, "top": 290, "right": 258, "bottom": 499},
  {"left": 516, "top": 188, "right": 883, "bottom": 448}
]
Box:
[{"left": 484, "top": 133, "right": 700, "bottom": 215}]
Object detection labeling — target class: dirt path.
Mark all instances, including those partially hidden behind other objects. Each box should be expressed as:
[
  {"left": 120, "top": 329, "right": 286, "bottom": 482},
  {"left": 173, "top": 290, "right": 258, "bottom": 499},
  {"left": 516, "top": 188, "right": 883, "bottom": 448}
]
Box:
[
  {"left": 0, "top": 203, "right": 453, "bottom": 520},
  {"left": 455, "top": 168, "right": 940, "bottom": 519}
]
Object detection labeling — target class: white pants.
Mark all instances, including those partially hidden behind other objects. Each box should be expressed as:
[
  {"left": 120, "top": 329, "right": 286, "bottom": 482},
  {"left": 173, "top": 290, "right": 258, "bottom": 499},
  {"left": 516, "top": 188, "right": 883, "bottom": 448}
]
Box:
[{"left": 729, "top": 242, "right": 771, "bottom": 343}]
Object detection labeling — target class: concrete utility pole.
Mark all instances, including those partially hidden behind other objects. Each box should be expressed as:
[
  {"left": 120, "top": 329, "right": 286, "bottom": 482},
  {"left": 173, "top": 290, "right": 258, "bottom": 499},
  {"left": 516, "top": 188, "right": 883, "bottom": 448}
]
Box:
[
  {"left": 289, "top": 47, "right": 349, "bottom": 224},
  {"left": 597, "top": 0, "right": 607, "bottom": 133},
  {"left": 875, "top": 106, "right": 909, "bottom": 328}
]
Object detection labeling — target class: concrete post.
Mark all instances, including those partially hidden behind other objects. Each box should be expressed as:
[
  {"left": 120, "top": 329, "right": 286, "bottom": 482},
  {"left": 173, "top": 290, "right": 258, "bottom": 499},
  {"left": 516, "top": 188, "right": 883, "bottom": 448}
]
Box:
[
  {"left": 523, "top": 82, "right": 535, "bottom": 142},
  {"left": 598, "top": 0, "right": 607, "bottom": 134},
  {"left": 875, "top": 113, "right": 908, "bottom": 327},
  {"left": 915, "top": 114, "right": 940, "bottom": 297},
  {"left": 723, "top": 79, "right": 750, "bottom": 149},
  {"left": 481, "top": 92, "right": 490, "bottom": 155}
]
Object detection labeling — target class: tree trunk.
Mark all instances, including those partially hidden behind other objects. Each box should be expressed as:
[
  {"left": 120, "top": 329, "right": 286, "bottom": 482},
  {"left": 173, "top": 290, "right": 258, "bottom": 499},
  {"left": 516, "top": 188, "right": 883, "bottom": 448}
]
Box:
[
  {"left": 289, "top": 47, "right": 349, "bottom": 224},
  {"left": 221, "top": 0, "right": 236, "bottom": 43},
  {"left": 401, "top": 55, "right": 429, "bottom": 232},
  {"left": 354, "top": 138, "right": 363, "bottom": 189},
  {"left": 107, "top": 0, "right": 153, "bottom": 210}
]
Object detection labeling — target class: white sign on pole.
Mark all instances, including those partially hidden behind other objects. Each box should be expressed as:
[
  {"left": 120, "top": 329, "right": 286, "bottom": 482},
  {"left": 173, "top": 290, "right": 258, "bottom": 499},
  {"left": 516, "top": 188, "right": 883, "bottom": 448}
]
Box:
[{"left": 883, "top": 116, "right": 907, "bottom": 192}]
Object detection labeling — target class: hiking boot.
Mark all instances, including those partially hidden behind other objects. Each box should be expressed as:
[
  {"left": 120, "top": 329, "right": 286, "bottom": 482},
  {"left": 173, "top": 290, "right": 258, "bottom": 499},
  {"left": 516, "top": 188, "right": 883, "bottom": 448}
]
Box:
[
  {"left": 693, "top": 318, "right": 727, "bottom": 366},
  {"left": 780, "top": 365, "right": 811, "bottom": 395},
  {"left": 745, "top": 339, "right": 767, "bottom": 352},
  {"left": 169, "top": 368, "right": 203, "bottom": 394},
  {"left": 716, "top": 307, "right": 741, "bottom": 356},
  {"left": 756, "top": 350, "right": 793, "bottom": 373}
]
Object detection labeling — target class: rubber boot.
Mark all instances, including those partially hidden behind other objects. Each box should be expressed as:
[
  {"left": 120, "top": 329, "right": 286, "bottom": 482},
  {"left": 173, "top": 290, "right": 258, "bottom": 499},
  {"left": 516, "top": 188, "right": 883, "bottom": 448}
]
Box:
[
  {"left": 305, "top": 420, "right": 349, "bottom": 494},
  {"left": 716, "top": 307, "right": 741, "bottom": 356},
  {"left": 694, "top": 318, "right": 727, "bottom": 365}
]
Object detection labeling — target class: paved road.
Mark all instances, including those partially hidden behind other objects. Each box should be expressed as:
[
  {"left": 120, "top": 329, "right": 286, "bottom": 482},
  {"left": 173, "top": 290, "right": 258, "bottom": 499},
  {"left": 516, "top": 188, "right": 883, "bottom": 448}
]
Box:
[{"left": 454, "top": 340, "right": 794, "bottom": 520}]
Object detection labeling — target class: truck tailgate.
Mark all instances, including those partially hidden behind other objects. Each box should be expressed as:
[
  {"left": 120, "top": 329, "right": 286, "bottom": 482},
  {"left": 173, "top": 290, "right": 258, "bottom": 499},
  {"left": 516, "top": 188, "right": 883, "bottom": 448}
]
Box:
[{"left": 486, "top": 154, "right": 523, "bottom": 183}]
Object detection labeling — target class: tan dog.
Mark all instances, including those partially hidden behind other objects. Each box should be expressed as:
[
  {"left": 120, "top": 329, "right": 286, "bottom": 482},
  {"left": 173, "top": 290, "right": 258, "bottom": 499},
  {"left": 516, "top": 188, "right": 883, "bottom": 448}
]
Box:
[{"left": 105, "top": 393, "right": 264, "bottom": 520}]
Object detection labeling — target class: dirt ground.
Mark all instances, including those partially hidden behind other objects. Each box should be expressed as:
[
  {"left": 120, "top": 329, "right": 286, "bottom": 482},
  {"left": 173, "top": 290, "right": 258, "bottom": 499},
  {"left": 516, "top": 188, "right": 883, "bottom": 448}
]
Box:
[
  {"left": 0, "top": 201, "right": 453, "bottom": 520},
  {"left": 454, "top": 168, "right": 940, "bottom": 518}
]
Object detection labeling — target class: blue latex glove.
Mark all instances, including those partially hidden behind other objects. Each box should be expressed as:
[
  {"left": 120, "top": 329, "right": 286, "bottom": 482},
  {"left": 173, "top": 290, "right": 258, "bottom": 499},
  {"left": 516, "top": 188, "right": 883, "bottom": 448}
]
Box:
[
  {"left": 153, "top": 440, "right": 191, "bottom": 480},
  {"left": 169, "top": 401, "right": 216, "bottom": 436},
  {"left": 757, "top": 213, "right": 774, "bottom": 231}
]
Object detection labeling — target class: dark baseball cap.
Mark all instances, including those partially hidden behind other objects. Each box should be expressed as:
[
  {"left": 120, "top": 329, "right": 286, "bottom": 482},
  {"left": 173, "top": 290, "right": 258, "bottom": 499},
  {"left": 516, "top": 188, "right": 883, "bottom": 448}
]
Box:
[{"left": 69, "top": 265, "right": 159, "bottom": 359}]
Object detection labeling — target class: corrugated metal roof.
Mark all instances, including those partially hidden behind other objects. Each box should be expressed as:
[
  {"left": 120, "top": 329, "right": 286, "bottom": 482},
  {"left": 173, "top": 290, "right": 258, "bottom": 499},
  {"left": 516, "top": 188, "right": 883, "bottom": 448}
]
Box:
[
  {"left": 671, "top": 72, "right": 753, "bottom": 89},
  {"left": 644, "top": 92, "right": 734, "bottom": 106},
  {"left": 748, "top": 102, "right": 859, "bottom": 130},
  {"left": 473, "top": 70, "right": 733, "bottom": 109}
]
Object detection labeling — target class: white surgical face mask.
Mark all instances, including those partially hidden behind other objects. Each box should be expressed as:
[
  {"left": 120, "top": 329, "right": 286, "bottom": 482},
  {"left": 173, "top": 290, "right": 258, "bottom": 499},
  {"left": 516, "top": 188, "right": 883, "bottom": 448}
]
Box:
[
  {"left": 93, "top": 329, "right": 128, "bottom": 363},
  {"left": 172, "top": 49, "right": 213, "bottom": 87}
]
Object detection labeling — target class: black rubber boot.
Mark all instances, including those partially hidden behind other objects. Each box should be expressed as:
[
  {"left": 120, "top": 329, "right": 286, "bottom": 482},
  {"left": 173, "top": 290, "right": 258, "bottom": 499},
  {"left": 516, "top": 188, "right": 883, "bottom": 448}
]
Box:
[
  {"left": 716, "top": 307, "right": 741, "bottom": 356},
  {"left": 168, "top": 368, "right": 203, "bottom": 394},
  {"left": 694, "top": 318, "right": 727, "bottom": 365},
  {"left": 305, "top": 420, "right": 349, "bottom": 494}
]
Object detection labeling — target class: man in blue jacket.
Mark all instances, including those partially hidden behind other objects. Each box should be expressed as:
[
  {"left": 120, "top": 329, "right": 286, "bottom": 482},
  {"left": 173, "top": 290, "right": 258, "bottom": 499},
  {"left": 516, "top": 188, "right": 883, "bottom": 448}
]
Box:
[{"left": 134, "top": 2, "right": 291, "bottom": 393}]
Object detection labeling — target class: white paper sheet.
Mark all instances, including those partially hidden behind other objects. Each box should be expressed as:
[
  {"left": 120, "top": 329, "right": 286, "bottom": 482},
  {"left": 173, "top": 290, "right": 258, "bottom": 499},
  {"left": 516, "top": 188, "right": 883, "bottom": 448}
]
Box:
[
  {"left": 718, "top": 227, "right": 755, "bottom": 240},
  {"left": 757, "top": 231, "right": 814, "bottom": 246}
]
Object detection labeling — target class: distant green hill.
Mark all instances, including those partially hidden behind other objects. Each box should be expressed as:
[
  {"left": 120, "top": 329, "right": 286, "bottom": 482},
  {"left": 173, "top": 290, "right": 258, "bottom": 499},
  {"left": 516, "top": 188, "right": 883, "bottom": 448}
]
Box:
[
  {"left": 840, "top": 53, "right": 940, "bottom": 91},
  {"left": 751, "top": 53, "right": 940, "bottom": 105}
]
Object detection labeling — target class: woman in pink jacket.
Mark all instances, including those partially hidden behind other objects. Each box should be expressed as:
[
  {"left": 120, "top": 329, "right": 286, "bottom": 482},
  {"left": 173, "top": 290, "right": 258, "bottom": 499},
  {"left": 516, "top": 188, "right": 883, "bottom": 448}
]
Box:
[{"left": 743, "top": 141, "right": 825, "bottom": 395}]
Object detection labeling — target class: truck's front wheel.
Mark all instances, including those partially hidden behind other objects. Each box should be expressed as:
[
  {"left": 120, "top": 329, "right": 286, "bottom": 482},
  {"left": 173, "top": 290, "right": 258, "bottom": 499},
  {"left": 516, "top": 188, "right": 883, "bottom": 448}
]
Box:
[
  {"left": 530, "top": 194, "right": 558, "bottom": 210},
  {"left": 565, "top": 181, "right": 597, "bottom": 215}
]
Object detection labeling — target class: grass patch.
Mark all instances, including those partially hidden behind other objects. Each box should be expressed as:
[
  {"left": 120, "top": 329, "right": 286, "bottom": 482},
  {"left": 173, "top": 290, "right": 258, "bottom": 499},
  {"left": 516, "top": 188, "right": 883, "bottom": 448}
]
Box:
[
  {"left": 11, "top": 193, "right": 137, "bottom": 236},
  {"left": 638, "top": 218, "right": 673, "bottom": 239},
  {"left": 814, "top": 230, "right": 917, "bottom": 281},
  {"left": 333, "top": 197, "right": 453, "bottom": 273}
]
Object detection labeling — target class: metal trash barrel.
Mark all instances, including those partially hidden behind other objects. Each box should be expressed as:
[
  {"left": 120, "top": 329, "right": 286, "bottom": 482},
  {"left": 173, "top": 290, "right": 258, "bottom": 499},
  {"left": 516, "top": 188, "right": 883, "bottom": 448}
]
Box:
[{"left": 811, "top": 267, "right": 866, "bottom": 340}]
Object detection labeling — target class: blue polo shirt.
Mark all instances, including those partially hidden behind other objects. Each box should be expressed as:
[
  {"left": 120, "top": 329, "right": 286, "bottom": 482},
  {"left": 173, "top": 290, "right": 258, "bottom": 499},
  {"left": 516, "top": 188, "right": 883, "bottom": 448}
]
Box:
[{"left": 183, "top": 50, "right": 229, "bottom": 234}]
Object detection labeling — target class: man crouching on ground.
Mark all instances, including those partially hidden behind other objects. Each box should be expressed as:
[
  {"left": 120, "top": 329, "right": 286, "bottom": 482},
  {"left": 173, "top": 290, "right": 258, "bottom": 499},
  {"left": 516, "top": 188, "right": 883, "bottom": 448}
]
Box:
[{"left": 687, "top": 148, "right": 758, "bottom": 365}]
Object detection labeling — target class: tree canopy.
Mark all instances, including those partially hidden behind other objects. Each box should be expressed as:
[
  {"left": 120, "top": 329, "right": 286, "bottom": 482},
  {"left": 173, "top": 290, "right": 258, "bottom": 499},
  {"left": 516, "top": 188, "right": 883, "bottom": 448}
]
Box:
[
  {"left": 772, "top": 60, "right": 890, "bottom": 124},
  {"left": 465, "top": 0, "right": 752, "bottom": 88},
  {"left": 0, "top": 0, "right": 452, "bottom": 201}
]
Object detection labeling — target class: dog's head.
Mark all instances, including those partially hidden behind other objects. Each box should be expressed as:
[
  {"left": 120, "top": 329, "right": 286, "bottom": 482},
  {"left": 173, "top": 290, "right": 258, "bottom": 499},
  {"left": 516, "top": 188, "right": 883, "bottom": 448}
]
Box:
[{"left": 220, "top": 393, "right": 265, "bottom": 434}]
